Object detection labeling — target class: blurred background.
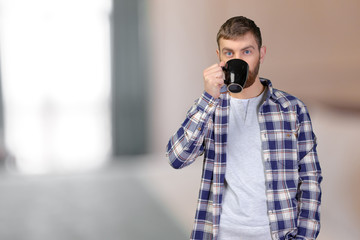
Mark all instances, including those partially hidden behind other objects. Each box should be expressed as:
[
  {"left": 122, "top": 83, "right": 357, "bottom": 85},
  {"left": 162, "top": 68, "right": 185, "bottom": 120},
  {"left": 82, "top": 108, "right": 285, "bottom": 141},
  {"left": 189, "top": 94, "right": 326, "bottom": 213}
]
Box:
[{"left": 0, "top": 0, "right": 359, "bottom": 239}]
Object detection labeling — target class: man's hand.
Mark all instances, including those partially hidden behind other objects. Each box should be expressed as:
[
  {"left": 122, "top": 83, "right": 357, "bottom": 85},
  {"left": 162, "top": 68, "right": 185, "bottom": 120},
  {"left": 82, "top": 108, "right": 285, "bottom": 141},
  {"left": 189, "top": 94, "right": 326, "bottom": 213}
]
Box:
[{"left": 203, "top": 61, "right": 226, "bottom": 99}]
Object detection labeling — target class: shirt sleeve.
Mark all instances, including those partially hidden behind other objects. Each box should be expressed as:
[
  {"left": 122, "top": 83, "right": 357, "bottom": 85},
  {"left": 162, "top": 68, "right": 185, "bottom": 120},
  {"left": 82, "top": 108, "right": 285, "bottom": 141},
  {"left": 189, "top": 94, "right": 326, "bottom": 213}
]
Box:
[
  {"left": 166, "top": 91, "right": 219, "bottom": 169},
  {"left": 296, "top": 105, "right": 323, "bottom": 239}
]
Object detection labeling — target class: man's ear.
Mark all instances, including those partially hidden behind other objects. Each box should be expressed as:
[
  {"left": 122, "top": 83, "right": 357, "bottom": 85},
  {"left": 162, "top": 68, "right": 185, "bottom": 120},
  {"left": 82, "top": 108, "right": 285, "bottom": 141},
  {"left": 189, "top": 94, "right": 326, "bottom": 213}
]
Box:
[
  {"left": 260, "top": 46, "right": 266, "bottom": 63},
  {"left": 216, "top": 49, "right": 220, "bottom": 61}
]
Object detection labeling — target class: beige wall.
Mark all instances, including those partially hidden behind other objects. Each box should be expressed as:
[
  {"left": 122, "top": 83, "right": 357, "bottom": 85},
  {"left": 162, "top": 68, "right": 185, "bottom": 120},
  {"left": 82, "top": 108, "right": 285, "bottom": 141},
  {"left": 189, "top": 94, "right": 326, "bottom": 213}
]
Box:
[
  {"left": 147, "top": 0, "right": 360, "bottom": 153},
  {"left": 146, "top": 0, "right": 360, "bottom": 239}
]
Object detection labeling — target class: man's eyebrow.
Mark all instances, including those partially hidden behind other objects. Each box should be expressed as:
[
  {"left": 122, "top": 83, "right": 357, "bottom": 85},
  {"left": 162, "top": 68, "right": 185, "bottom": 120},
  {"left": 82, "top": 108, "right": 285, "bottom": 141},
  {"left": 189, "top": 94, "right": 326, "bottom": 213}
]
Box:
[
  {"left": 241, "top": 45, "right": 256, "bottom": 50},
  {"left": 221, "top": 45, "right": 256, "bottom": 52},
  {"left": 221, "top": 47, "right": 234, "bottom": 52}
]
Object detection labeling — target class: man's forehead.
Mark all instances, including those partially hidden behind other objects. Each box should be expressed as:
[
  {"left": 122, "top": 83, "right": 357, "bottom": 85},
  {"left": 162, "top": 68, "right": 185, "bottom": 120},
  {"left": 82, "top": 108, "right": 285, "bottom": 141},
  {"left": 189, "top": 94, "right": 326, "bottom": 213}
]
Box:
[
  {"left": 218, "top": 32, "right": 258, "bottom": 49},
  {"left": 219, "top": 39, "right": 257, "bottom": 51}
]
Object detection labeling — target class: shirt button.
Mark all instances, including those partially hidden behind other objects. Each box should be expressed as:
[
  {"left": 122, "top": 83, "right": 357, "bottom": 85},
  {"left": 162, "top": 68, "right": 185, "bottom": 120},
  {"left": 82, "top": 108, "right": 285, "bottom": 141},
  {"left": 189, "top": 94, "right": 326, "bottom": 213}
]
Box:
[
  {"left": 198, "top": 127, "right": 202, "bottom": 131},
  {"left": 209, "top": 103, "right": 213, "bottom": 107}
]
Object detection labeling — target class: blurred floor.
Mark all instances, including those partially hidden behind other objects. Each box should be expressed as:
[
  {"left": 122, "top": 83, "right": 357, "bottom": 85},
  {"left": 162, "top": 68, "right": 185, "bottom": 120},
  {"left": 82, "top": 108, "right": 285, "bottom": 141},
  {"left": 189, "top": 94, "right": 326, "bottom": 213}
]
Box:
[{"left": 0, "top": 158, "right": 189, "bottom": 240}]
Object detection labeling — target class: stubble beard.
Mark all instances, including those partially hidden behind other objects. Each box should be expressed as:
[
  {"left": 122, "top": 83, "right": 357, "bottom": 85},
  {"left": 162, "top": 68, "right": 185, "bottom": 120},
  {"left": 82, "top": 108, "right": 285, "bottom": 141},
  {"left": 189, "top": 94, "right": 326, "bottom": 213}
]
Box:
[{"left": 244, "top": 58, "right": 261, "bottom": 89}]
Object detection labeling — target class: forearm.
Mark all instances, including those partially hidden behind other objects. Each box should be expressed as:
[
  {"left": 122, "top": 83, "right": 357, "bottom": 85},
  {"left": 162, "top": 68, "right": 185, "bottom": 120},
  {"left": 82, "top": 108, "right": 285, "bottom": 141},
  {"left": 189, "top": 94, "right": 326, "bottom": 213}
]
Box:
[{"left": 166, "top": 91, "right": 218, "bottom": 169}]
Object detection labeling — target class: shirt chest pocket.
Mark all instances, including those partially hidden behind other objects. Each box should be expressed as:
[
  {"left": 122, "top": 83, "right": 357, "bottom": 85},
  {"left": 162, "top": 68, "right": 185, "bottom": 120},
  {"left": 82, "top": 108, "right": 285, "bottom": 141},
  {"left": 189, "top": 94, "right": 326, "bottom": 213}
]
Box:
[
  {"left": 265, "top": 130, "right": 299, "bottom": 169},
  {"left": 266, "top": 130, "right": 297, "bottom": 148}
]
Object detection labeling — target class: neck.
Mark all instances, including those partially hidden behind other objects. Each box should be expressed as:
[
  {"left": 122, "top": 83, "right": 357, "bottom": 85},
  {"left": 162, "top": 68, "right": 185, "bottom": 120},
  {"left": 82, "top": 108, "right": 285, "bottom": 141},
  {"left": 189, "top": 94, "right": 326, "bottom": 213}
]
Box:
[{"left": 230, "top": 77, "right": 265, "bottom": 99}]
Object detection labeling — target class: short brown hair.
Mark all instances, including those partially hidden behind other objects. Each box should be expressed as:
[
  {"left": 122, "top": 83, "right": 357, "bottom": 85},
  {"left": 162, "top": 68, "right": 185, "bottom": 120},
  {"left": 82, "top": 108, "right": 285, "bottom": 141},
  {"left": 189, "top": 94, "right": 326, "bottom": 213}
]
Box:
[{"left": 216, "top": 16, "right": 262, "bottom": 49}]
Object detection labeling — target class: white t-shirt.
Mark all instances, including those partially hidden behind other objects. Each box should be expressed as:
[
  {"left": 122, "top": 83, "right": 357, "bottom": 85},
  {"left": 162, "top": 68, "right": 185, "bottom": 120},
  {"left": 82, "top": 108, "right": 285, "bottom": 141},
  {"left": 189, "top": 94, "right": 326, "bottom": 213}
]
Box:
[{"left": 218, "top": 90, "right": 272, "bottom": 240}]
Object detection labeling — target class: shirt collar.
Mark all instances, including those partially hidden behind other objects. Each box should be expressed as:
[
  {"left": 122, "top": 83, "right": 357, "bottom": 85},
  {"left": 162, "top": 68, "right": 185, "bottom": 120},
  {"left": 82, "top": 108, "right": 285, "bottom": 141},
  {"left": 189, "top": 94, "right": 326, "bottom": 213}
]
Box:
[{"left": 260, "top": 78, "right": 292, "bottom": 109}]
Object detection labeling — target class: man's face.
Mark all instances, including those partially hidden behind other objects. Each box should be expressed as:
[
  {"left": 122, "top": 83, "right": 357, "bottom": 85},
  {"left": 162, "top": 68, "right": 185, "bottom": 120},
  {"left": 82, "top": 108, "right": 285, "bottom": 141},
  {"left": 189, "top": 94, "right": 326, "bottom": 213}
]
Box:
[{"left": 217, "top": 32, "right": 266, "bottom": 89}]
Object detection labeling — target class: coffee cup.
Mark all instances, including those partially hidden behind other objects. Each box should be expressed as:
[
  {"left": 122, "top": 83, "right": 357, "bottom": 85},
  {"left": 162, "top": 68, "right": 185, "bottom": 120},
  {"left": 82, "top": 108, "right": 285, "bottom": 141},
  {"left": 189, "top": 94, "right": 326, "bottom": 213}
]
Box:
[{"left": 222, "top": 59, "right": 249, "bottom": 93}]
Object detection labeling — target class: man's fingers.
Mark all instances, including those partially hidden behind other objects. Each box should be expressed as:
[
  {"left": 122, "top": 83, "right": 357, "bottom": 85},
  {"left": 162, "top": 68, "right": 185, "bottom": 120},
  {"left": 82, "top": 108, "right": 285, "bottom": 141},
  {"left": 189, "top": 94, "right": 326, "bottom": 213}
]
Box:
[
  {"left": 204, "top": 65, "right": 223, "bottom": 77},
  {"left": 203, "top": 62, "right": 225, "bottom": 99},
  {"left": 214, "top": 77, "right": 224, "bottom": 85},
  {"left": 204, "top": 63, "right": 222, "bottom": 72}
]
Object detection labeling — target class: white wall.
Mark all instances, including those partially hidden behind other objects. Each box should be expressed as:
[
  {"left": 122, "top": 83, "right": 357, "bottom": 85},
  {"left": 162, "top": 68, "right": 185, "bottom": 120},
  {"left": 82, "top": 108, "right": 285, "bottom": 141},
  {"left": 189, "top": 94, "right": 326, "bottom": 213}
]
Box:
[{"left": 0, "top": 0, "right": 112, "bottom": 173}]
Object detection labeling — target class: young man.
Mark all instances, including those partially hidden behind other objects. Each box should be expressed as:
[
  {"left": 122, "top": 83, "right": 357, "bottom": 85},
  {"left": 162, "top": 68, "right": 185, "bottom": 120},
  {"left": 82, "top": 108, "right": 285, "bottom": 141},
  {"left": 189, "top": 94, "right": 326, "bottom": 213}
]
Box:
[{"left": 166, "top": 16, "right": 322, "bottom": 240}]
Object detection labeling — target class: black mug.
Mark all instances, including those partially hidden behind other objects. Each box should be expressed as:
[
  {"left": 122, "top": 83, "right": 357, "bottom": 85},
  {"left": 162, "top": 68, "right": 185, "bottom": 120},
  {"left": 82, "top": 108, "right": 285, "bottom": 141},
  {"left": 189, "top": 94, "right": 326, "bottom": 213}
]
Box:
[{"left": 222, "top": 59, "right": 249, "bottom": 93}]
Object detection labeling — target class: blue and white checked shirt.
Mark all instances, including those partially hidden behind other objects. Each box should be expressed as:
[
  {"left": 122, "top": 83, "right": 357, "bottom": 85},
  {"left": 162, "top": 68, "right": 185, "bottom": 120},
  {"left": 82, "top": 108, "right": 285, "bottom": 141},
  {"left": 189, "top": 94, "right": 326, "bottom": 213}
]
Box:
[{"left": 166, "top": 78, "right": 322, "bottom": 240}]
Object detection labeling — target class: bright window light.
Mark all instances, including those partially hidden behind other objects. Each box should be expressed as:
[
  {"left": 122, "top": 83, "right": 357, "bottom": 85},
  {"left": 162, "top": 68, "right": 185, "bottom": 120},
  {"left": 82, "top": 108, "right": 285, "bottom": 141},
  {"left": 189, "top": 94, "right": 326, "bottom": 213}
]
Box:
[{"left": 0, "top": 0, "right": 112, "bottom": 174}]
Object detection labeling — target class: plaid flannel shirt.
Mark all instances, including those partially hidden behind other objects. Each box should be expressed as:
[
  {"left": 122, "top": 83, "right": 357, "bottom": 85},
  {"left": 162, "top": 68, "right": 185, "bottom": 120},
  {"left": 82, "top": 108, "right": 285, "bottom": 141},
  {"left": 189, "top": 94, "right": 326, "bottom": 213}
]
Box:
[{"left": 166, "top": 78, "right": 322, "bottom": 240}]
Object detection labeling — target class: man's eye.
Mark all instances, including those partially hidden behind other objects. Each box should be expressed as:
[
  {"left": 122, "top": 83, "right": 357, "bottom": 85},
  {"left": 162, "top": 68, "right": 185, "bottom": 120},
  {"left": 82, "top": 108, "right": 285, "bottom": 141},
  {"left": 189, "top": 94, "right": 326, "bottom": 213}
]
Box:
[
  {"left": 225, "top": 52, "right": 233, "bottom": 57},
  {"left": 244, "top": 50, "right": 251, "bottom": 55}
]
